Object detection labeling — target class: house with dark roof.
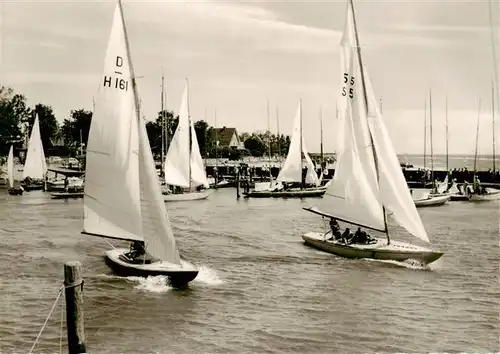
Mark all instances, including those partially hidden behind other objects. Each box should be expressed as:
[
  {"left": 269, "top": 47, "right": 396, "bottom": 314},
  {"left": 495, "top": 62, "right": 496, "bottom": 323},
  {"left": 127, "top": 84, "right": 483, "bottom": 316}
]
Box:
[{"left": 210, "top": 127, "right": 245, "bottom": 149}]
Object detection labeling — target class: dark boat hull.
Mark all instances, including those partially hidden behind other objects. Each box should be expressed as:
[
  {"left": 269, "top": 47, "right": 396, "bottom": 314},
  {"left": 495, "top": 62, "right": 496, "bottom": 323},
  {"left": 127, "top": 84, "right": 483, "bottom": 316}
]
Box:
[
  {"left": 105, "top": 249, "right": 198, "bottom": 288},
  {"left": 8, "top": 188, "right": 23, "bottom": 195},
  {"left": 51, "top": 192, "right": 84, "bottom": 199},
  {"left": 243, "top": 188, "right": 326, "bottom": 198}
]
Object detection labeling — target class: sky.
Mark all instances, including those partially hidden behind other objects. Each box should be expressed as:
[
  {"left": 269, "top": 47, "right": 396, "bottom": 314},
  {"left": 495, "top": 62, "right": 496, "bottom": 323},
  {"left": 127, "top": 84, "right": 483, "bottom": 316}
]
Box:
[{"left": 0, "top": 0, "right": 499, "bottom": 155}]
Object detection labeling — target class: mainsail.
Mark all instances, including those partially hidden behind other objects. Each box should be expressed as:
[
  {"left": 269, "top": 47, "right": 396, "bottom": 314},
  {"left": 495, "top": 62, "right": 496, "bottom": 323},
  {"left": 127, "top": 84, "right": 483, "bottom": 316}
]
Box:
[
  {"left": 23, "top": 114, "right": 47, "bottom": 180},
  {"left": 83, "top": 0, "right": 181, "bottom": 264},
  {"left": 164, "top": 82, "right": 209, "bottom": 189},
  {"left": 307, "top": 0, "right": 431, "bottom": 244},
  {"left": 7, "top": 145, "right": 14, "bottom": 188},
  {"left": 277, "top": 101, "right": 320, "bottom": 186}
]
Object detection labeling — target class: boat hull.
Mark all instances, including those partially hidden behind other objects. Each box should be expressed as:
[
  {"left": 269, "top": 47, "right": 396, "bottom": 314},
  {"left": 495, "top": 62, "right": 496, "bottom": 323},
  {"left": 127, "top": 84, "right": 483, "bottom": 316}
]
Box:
[
  {"left": 469, "top": 188, "right": 500, "bottom": 202},
  {"left": 163, "top": 189, "right": 214, "bottom": 202},
  {"left": 104, "top": 248, "right": 198, "bottom": 288},
  {"left": 414, "top": 194, "right": 450, "bottom": 207},
  {"left": 51, "top": 192, "right": 84, "bottom": 199},
  {"left": 243, "top": 187, "right": 326, "bottom": 198},
  {"left": 449, "top": 194, "right": 470, "bottom": 201},
  {"left": 302, "top": 232, "right": 443, "bottom": 265},
  {"left": 23, "top": 183, "right": 44, "bottom": 191},
  {"left": 8, "top": 188, "right": 23, "bottom": 195}
]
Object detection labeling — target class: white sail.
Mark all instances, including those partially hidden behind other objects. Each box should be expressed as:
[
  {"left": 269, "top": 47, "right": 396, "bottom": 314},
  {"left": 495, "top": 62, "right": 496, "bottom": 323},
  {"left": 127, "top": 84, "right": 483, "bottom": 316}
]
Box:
[
  {"left": 22, "top": 114, "right": 47, "bottom": 180},
  {"left": 164, "top": 84, "right": 191, "bottom": 188},
  {"left": 7, "top": 145, "right": 14, "bottom": 188},
  {"left": 277, "top": 103, "right": 302, "bottom": 183},
  {"left": 190, "top": 118, "right": 209, "bottom": 188},
  {"left": 83, "top": 2, "right": 143, "bottom": 242},
  {"left": 365, "top": 73, "right": 431, "bottom": 244},
  {"left": 277, "top": 101, "right": 318, "bottom": 185},
  {"left": 309, "top": 3, "right": 385, "bottom": 231},
  {"left": 137, "top": 114, "right": 181, "bottom": 265},
  {"left": 302, "top": 141, "right": 320, "bottom": 186},
  {"left": 436, "top": 175, "right": 448, "bottom": 194}
]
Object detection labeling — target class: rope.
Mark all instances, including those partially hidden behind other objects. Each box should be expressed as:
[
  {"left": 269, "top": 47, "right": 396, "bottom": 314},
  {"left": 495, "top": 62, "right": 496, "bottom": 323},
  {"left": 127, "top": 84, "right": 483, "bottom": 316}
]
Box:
[
  {"left": 65, "top": 279, "right": 84, "bottom": 290},
  {"left": 59, "top": 288, "right": 64, "bottom": 354},
  {"left": 29, "top": 285, "right": 64, "bottom": 354},
  {"left": 103, "top": 238, "right": 116, "bottom": 249}
]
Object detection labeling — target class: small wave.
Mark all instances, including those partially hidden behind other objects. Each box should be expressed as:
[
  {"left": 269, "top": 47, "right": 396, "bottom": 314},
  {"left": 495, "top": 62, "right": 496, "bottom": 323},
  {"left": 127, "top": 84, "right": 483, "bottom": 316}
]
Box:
[
  {"left": 194, "top": 265, "right": 224, "bottom": 286},
  {"left": 130, "top": 275, "right": 172, "bottom": 293},
  {"left": 364, "top": 258, "right": 433, "bottom": 271}
]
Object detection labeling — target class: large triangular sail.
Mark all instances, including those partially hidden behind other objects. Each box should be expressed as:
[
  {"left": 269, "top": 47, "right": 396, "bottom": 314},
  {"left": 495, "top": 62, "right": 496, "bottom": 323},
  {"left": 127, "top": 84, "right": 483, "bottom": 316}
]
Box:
[
  {"left": 306, "top": 1, "right": 385, "bottom": 232},
  {"left": 365, "top": 73, "right": 431, "bottom": 244},
  {"left": 190, "top": 117, "right": 210, "bottom": 188},
  {"left": 164, "top": 84, "right": 191, "bottom": 188},
  {"left": 22, "top": 114, "right": 47, "bottom": 180},
  {"left": 84, "top": 0, "right": 182, "bottom": 264},
  {"left": 7, "top": 145, "right": 14, "bottom": 188},
  {"left": 277, "top": 101, "right": 320, "bottom": 186},
  {"left": 83, "top": 1, "right": 143, "bottom": 242}
]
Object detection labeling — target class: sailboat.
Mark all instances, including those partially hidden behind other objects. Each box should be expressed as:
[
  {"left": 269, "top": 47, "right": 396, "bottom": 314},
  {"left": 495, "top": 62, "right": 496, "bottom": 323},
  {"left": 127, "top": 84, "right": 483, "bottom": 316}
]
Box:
[
  {"left": 469, "top": 89, "right": 500, "bottom": 201},
  {"left": 22, "top": 113, "right": 47, "bottom": 191},
  {"left": 82, "top": 0, "right": 198, "bottom": 287},
  {"left": 7, "top": 145, "right": 23, "bottom": 195},
  {"left": 163, "top": 81, "right": 213, "bottom": 202},
  {"left": 413, "top": 91, "right": 451, "bottom": 207},
  {"left": 302, "top": 0, "right": 443, "bottom": 265},
  {"left": 244, "top": 100, "right": 327, "bottom": 198}
]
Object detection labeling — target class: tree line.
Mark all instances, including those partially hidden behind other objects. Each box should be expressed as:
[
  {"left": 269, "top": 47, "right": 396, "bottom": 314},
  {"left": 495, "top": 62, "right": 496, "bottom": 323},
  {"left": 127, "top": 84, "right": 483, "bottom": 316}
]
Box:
[{"left": 0, "top": 85, "right": 291, "bottom": 160}]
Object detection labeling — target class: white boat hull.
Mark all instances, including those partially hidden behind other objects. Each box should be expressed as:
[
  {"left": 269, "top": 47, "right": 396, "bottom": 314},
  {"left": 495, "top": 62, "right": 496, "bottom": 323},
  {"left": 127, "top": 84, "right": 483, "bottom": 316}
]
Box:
[
  {"left": 414, "top": 194, "right": 450, "bottom": 208},
  {"left": 469, "top": 188, "right": 500, "bottom": 202},
  {"left": 163, "top": 189, "right": 214, "bottom": 202},
  {"left": 105, "top": 248, "right": 198, "bottom": 287},
  {"left": 302, "top": 232, "right": 443, "bottom": 265}
]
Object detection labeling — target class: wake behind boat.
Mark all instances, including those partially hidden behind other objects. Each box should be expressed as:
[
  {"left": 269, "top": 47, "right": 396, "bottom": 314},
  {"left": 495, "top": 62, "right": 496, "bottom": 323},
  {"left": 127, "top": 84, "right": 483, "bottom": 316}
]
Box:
[
  {"left": 82, "top": 0, "right": 198, "bottom": 287},
  {"left": 302, "top": 0, "right": 443, "bottom": 266}
]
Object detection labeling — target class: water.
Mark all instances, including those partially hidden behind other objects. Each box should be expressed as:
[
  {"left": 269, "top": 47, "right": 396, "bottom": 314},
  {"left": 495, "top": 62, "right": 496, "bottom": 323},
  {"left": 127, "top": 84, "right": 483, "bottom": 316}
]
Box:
[{"left": 0, "top": 188, "right": 499, "bottom": 353}]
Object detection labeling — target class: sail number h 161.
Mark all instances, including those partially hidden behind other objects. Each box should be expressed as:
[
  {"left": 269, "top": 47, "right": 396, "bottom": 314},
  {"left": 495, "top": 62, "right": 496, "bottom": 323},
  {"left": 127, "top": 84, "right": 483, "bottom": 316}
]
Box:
[
  {"left": 342, "top": 73, "right": 355, "bottom": 99},
  {"left": 103, "top": 56, "right": 129, "bottom": 92}
]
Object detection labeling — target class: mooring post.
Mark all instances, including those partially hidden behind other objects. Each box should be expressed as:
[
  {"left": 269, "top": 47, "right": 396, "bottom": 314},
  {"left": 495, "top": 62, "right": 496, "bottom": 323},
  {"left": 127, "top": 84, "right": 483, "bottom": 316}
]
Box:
[
  {"left": 236, "top": 167, "right": 240, "bottom": 199},
  {"left": 64, "top": 261, "right": 86, "bottom": 354}
]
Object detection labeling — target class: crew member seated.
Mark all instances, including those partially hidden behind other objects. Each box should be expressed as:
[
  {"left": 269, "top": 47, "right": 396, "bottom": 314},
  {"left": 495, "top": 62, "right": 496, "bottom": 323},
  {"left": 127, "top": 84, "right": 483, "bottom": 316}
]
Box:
[
  {"left": 341, "top": 228, "right": 351, "bottom": 244},
  {"left": 327, "top": 218, "right": 341, "bottom": 241},
  {"left": 125, "top": 241, "right": 145, "bottom": 260}
]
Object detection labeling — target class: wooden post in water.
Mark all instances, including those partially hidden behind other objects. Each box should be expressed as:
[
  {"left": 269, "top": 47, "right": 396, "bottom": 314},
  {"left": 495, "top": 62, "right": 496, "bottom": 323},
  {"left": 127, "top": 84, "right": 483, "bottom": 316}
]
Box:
[
  {"left": 236, "top": 166, "right": 240, "bottom": 199},
  {"left": 64, "top": 261, "right": 86, "bottom": 354}
]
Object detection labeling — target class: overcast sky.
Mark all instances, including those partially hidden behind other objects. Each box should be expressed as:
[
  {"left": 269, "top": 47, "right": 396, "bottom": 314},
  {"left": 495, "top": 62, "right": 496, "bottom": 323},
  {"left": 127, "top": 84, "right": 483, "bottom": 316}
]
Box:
[{"left": 0, "top": 0, "right": 498, "bottom": 155}]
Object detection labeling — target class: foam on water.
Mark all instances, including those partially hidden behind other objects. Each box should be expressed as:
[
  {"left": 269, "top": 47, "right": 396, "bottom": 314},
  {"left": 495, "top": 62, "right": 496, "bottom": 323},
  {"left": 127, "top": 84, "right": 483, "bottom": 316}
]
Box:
[
  {"left": 193, "top": 265, "right": 224, "bottom": 286},
  {"left": 130, "top": 275, "right": 172, "bottom": 293},
  {"left": 364, "top": 258, "right": 433, "bottom": 271}
]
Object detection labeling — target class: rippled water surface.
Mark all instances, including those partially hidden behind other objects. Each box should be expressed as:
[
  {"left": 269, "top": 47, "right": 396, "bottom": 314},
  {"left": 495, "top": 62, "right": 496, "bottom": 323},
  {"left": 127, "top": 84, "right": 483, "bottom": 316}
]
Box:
[{"left": 0, "top": 188, "right": 499, "bottom": 353}]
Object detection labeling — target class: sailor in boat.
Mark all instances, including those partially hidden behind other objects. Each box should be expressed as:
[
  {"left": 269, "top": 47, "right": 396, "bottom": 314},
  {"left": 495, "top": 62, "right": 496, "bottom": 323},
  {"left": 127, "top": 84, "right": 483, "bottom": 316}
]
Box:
[
  {"left": 121, "top": 241, "right": 158, "bottom": 264},
  {"left": 327, "top": 217, "right": 341, "bottom": 241}
]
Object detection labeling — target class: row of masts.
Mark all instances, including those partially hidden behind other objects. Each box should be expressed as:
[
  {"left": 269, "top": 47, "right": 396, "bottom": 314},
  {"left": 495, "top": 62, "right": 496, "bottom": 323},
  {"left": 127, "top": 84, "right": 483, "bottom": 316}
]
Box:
[{"left": 422, "top": 84, "right": 497, "bottom": 193}]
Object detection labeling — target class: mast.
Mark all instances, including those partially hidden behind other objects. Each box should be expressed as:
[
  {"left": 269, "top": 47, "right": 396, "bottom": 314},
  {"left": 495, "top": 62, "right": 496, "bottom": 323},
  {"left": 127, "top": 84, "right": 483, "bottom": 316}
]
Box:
[
  {"left": 473, "top": 98, "right": 481, "bottom": 176},
  {"left": 423, "top": 99, "right": 427, "bottom": 175},
  {"left": 276, "top": 107, "right": 281, "bottom": 159},
  {"left": 164, "top": 92, "right": 169, "bottom": 153},
  {"left": 492, "top": 82, "right": 496, "bottom": 173},
  {"left": 186, "top": 78, "right": 192, "bottom": 191},
  {"left": 429, "top": 89, "right": 435, "bottom": 191},
  {"left": 214, "top": 108, "right": 218, "bottom": 183},
  {"left": 445, "top": 95, "right": 449, "bottom": 180},
  {"left": 160, "top": 72, "right": 165, "bottom": 177},
  {"left": 266, "top": 99, "right": 272, "bottom": 184},
  {"left": 299, "top": 99, "right": 304, "bottom": 190},
  {"left": 320, "top": 105, "right": 324, "bottom": 168},
  {"left": 117, "top": 0, "right": 141, "bottom": 144},
  {"left": 349, "top": 0, "right": 389, "bottom": 244}
]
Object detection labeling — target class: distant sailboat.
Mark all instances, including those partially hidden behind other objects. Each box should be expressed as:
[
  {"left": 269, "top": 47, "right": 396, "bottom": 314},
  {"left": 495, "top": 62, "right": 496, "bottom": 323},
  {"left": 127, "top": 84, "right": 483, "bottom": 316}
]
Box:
[
  {"left": 22, "top": 113, "right": 47, "bottom": 191},
  {"left": 244, "top": 100, "right": 327, "bottom": 198},
  {"left": 7, "top": 145, "right": 23, "bottom": 195},
  {"left": 302, "top": 0, "right": 443, "bottom": 265},
  {"left": 163, "top": 81, "right": 213, "bottom": 202},
  {"left": 82, "top": 0, "right": 198, "bottom": 287}
]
